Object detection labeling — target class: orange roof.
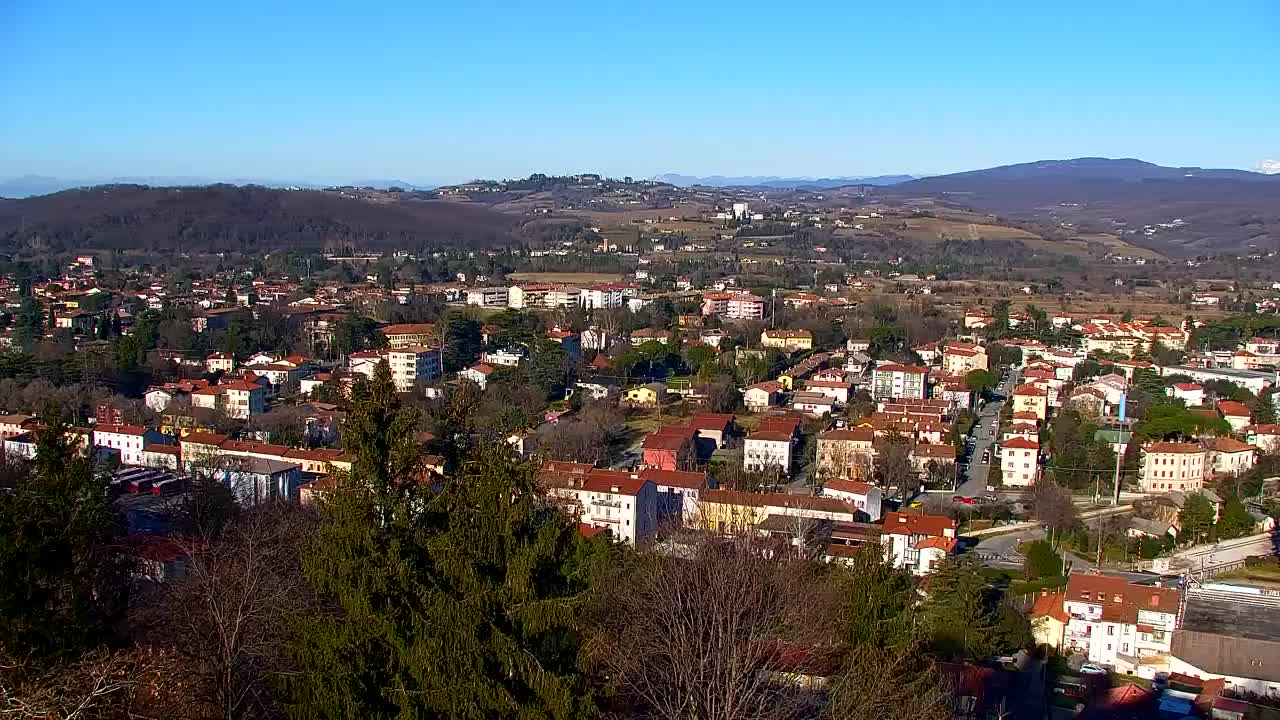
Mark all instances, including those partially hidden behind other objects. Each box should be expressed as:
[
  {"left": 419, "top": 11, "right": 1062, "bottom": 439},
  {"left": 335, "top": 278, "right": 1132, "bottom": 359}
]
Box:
[
  {"left": 876, "top": 363, "right": 929, "bottom": 374},
  {"left": 1217, "top": 400, "right": 1251, "bottom": 417},
  {"left": 1002, "top": 437, "right": 1040, "bottom": 450},
  {"left": 380, "top": 323, "right": 434, "bottom": 335},
  {"left": 219, "top": 380, "right": 263, "bottom": 392},
  {"left": 1065, "top": 572, "right": 1180, "bottom": 617},
  {"left": 824, "top": 479, "right": 876, "bottom": 495},
  {"left": 748, "top": 430, "right": 792, "bottom": 443},
  {"left": 912, "top": 536, "right": 957, "bottom": 552},
  {"left": 180, "top": 432, "right": 227, "bottom": 446},
  {"left": 94, "top": 424, "right": 147, "bottom": 436},
  {"left": 1208, "top": 437, "right": 1254, "bottom": 453},
  {"left": 142, "top": 443, "right": 180, "bottom": 455},
  {"left": 1013, "top": 384, "right": 1047, "bottom": 397},
  {"left": 582, "top": 469, "right": 650, "bottom": 496},
  {"left": 1030, "top": 591, "right": 1070, "bottom": 623},
  {"left": 882, "top": 511, "right": 956, "bottom": 537},
  {"left": 819, "top": 428, "right": 875, "bottom": 443},
  {"left": 1146, "top": 441, "right": 1204, "bottom": 454}
]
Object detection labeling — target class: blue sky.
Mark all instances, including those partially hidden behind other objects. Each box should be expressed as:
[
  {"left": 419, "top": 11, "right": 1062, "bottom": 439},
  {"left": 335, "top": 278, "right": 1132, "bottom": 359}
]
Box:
[{"left": 1, "top": 0, "right": 1277, "bottom": 184}]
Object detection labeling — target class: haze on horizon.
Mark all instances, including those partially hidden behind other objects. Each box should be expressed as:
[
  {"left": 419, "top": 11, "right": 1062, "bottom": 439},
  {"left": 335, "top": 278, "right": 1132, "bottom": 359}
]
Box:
[{"left": 1, "top": 0, "right": 1276, "bottom": 186}]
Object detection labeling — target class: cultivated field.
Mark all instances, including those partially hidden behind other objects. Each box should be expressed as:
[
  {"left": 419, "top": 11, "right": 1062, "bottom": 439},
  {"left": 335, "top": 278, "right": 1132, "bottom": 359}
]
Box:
[{"left": 508, "top": 272, "right": 625, "bottom": 284}]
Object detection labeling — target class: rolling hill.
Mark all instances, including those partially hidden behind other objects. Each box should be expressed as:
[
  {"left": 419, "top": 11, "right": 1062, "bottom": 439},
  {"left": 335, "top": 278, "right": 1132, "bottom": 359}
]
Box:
[
  {"left": 888, "top": 158, "right": 1280, "bottom": 255},
  {"left": 0, "top": 184, "right": 521, "bottom": 255}
]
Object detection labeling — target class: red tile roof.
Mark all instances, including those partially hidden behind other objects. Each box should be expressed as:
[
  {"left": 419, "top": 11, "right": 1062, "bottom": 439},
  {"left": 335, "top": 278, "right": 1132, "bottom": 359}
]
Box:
[
  {"left": 882, "top": 511, "right": 956, "bottom": 537},
  {"left": 582, "top": 469, "right": 650, "bottom": 496},
  {"left": 94, "top": 424, "right": 147, "bottom": 436},
  {"left": 639, "top": 468, "right": 708, "bottom": 489}
]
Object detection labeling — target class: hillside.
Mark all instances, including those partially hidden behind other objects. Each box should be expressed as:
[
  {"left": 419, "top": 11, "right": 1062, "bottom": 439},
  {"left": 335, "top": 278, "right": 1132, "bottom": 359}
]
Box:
[
  {"left": 888, "top": 158, "right": 1280, "bottom": 255},
  {"left": 0, "top": 184, "right": 522, "bottom": 255}
]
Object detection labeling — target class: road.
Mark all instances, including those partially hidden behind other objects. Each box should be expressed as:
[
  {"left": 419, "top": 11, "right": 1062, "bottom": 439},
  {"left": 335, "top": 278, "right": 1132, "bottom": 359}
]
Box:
[
  {"left": 1168, "top": 531, "right": 1279, "bottom": 572},
  {"left": 955, "top": 368, "right": 1020, "bottom": 498}
]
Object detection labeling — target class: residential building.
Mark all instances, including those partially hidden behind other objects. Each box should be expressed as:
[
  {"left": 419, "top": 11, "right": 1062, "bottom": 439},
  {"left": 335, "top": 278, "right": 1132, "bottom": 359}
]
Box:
[
  {"left": 1011, "top": 383, "right": 1049, "bottom": 421},
  {"left": 760, "top": 329, "right": 814, "bottom": 352},
  {"left": 696, "top": 489, "right": 857, "bottom": 533},
  {"left": 687, "top": 413, "right": 734, "bottom": 449},
  {"left": 880, "top": 512, "right": 958, "bottom": 575},
  {"left": 941, "top": 342, "right": 988, "bottom": 375},
  {"left": 93, "top": 425, "right": 171, "bottom": 466},
  {"left": 803, "top": 379, "right": 851, "bottom": 404},
  {"left": 744, "top": 431, "right": 793, "bottom": 473},
  {"left": 540, "top": 466, "right": 658, "bottom": 546},
  {"left": 1206, "top": 437, "right": 1256, "bottom": 477},
  {"left": 219, "top": 380, "right": 267, "bottom": 419},
  {"left": 743, "top": 381, "right": 782, "bottom": 411},
  {"left": 349, "top": 347, "right": 442, "bottom": 392},
  {"left": 819, "top": 479, "right": 882, "bottom": 521},
  {"left": 206, "top": 351, "right": 236, "bottom": 374},
  {"left": 465, "top": 286, "right": 508, "bottom": 307},
  {"left": 459, "top": 363, "right": 495, "bottom": 390},
  {"left": 1217, "top": 400, "right": 1253, "bottom": 433},
  {"left": 1000, "top": 436, "right": 1040, "bottom": 487},
  {"left": 378, "top": 322, "right": 436, "bottom": 348},
  {"left": 1141, "top": 442, "right": 1207, "bottom": 493},
  {"left": 624, "top": 383, "right": 664, "bottom": 408},
  {"left": 1060, "top": 572, "right": 1181, "bottom": 678},
  {"left": 216, "top": 456, "right": 303, "bottom": 507},
  {"left": 815, "top": 428, "right": 876, "bottom": 480},
  {"left": 1158, "top": 365, "right": 1275, "bottom": 396},
  {"left": 639, "top": 468, "right": 710, "bottom": 526},
  {"left": 0, "top": 414, "right": 36, "bottom": 439},
  {"left": 871, "top": 364, "right": 929, "bottom": 401},
  {"left": 791, "top": 391, "right": 835, "bottom": 416},
  {"left": 641, "top": 426, "right": 696, "bottom": 471},
  {"left": 1169, "top": 382, "right": 1205, "bottom": 407},
  {"left": 1246, "top": 423, "right": 1280, "bottom": 453},
  {"left": 726, "top": 294, "right": 766, "bottom": 320}
]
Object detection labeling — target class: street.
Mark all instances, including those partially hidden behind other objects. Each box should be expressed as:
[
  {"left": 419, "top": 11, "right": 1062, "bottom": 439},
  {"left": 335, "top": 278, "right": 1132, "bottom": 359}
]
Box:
[{"left": 954, "top": 368, "right": 1020, "bottom": 498}]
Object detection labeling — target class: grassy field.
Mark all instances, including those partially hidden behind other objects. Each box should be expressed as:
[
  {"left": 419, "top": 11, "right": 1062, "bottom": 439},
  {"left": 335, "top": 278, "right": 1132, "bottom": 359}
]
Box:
[{"left": 508, "top": 272, "right": 625, "bottom": 284}]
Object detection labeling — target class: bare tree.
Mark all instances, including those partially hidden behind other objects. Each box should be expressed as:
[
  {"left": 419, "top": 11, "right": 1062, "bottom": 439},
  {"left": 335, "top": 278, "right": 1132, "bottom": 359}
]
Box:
[
  {"left": 826, "top": 646, "right": 951, "bottom": 720},
  {"left": 0, "top": 647, "right": 178, "bottom": 720},
  {"left": 141, "top": 503, "right": 315, "bottom": 720},
  {"left": 1029, "top": 480, "right": 1079, "bottom": 547},
  {"left": 588, "top": 534, "right": 833, "bottom": 720}
]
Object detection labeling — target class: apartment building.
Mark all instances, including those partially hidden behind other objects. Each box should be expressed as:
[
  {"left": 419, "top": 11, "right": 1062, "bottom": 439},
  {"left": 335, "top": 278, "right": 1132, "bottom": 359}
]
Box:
[
  {"left": 1058, "top": 573, "right": 1181, "bottom": 678},
  {"left": 1000, "top": 436, "right": 1040, "bottom": 487},
  {"left": 465, "top": 286, "right": 509, "bottom": 307},
  {"left": 1011, "top": 383, "right": 1049, "bottom": 421},
  {"left": 92, "top": 424, "right": 172, "bottom": 466},
  {"left": 941, "top": 342, "right": 988, "bottom": 374},
  {"left": 1141, "top": 442, "right": 1207, "bottom": 493},
  {"left": 744, "top": 430, "right": 793, "bottom": 473},
  {"left": 349, "top": 347, "right": 443, "bottom": 392},
  {"left": 760, "top": 329, "right": 814, "bottom": 352},
  {"left": 379, "top": 322, "right": 436, "bottom": 348},
  {"left": 880, "top": 512, "right": 958, "bottom": 575},
  {"left": 540, "top": 464, "right": 658, "bottom": 546},
  {"left": 819, "top": 479, "right": 882, "bottom": 521},
  {"left": 815, "top": 428, "right": 876, "bottom": 480},
  {"left": 871, "top": 363, "right": 929, "bottom": 400}
]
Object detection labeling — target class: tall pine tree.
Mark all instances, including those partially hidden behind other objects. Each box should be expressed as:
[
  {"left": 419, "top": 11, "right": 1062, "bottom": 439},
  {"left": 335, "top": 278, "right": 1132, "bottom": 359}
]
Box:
[
  {"left": 0, "top": 423, "right": 132, "bottom": 661},
  {"left": 287, "top": 362, "right": 601, "bottom": 718}
]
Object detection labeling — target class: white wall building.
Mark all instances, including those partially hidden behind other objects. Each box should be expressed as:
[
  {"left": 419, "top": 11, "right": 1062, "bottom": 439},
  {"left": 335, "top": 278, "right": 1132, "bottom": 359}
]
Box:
[{"left": 744, "top": 431, "right": 793, "bottom": 473}]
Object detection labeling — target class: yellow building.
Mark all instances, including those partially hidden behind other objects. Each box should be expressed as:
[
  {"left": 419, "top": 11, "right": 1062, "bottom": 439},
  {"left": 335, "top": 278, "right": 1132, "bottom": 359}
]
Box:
[
  {"left": 1012, "top": 383, "right": 1049, "bottom": 421},
  {"left": 760, "top": 329, "right": 814, "bottom": 352},
  {"left": 625, "top": 383, "right": 665, "bottom": 408}
]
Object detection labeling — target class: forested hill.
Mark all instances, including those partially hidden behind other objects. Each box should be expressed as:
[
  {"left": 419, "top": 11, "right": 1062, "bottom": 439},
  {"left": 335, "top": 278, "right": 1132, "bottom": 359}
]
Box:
[{"left": 0, "top": 184, "right": 524, "bottom": 255}]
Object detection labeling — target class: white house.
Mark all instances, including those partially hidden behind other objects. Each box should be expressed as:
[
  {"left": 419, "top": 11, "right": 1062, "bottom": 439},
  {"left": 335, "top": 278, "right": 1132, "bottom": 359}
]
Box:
[
  {"left": 1060, "top": 572, "right": 1181, "bottom": 678},
  {"left": 639, "top": 468, "right": 710, "bottom": 527},
  {"left": 744, "top": 431, "right": 793, "bottom": 473},
  {"left": 820, "top": 479, "right": 882, "bottom": 521},
  {"left": 93, "top": 425, "right": 171, "bottom": 466},
  {"left": 1000, "top": 436, "right": 1040, "bottom": 487},
  {"left": 459, "top": 363, "right": 496, "bottom": 390},
  {"left": 871, "top": 364, "right": 929, "bottom": 400},
  {"left": 206, "top": 352, "right": 236, "bottom": 374},
  {"left": 218, "top": 380, "right": 268, "bottom": 419},
  {"left": 1168, "top": 382, "right": 1205, "bottom": 407},
  {"left": 880, "top": 512, "right": 957, "bottom": 575},
  {"left": 541, "top": 466, "right": 659, "bottom": 546},
  {"left": 1206, "top": 437, "right": 1257, "bottom": 477}
]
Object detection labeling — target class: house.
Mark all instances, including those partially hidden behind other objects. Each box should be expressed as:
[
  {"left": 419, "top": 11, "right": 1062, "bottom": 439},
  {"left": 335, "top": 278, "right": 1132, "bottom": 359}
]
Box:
[
  {"left": 816, "top": 428, "right": 877, "bottom": 480},
  {"left": 624, "top": 383, "right": 664, "bottom": 408},
  {"left": 941, "top": 342, "right": 988, "bottom": 375},
  {"left": 803, "top": 379, "right": 851, "bottom": 404},
  {"left": 215, "top": 456, "right": 303, "bottom": 507},
  {"left": 760, "top": 329, "right": 814, "bottom": 352},
  {"left": 219, "top": 380, "right": 268, "bottom": 419},
  {"left": 1217, "top": 400, "right": 1252, "bottom": 433},
  {"left": 1011, "top": 384, "right": 1049, "bottom": 421},
  {"left": 641, "top": 426, "right": 696, "bottom": 471},
  {"left": 459, "top": 363, "right": 496, "bottom": 390},
  {"left": 819, "top": 479, "right": 882, "bottom": 521},
  {"left": 1000, "top": 436, "right": 1040, "bottom": 487},
  {"left": 1206, "top": 437, "right": 1256, "bottom": 477},
  {"left": 0, "top": 414, "right": 36, "bottom": 439},
  {"left": 1059, "top": 572, "right": 1181, "bottom": 678},
  {"left": 54, "top": 309, "right": 94, "bottom": 332},
  {"left": 871, "top": 364, "right": 929, "bottom": 401},
  {"left": 1246, "top": 423, "right": 1280, "bottom": 453},
  {"left": 880, "top": 512, "right": 958, "bottom": 575},
  {"left": 1030, "top": 591, "right": 1070, "bottom": 649},
  {"left": 743, "top": 381, "right": 782, "bottom": 412},
  {"left": 540, "top": 466, "right": 658, "bottom": 546},
  {"left": 1169, "top": 583, "right": 1280, "bottom": 697},
  {"left": 912, "top": 342, "right": 940, "bottom": 366},
  {"left": 639, "top": 468, "right": 710, "bottom": 526},
  {"left": 93, "top": 425, "right": 172, "bottom": 466},
  {"left": 482, "top": 348, "right": 524, "bottom": 367},
  {"left": 629, "top": 328, "right": 672, "bottom": 346},
  {"left": 1141, "top": 442, "right": 1207, "bottom": 493},
  {"left": 1169, "top": 382, "right": 1205, "bottom": 406},
  {"left": 687, "top": 413, "right": 734, "bottom": 449},
  {"left": 791, "top": 391, "right": 835, "bottom": 417},
  {"left": 910, "top": 443, "right": 957, "bottom": 476},
  {"left": 378, "top": 322, "right": 436, "bottom": 348},
  {"left": 206, "top": 351, "right": 236, "bottom": 374},
  {"left": 696, "top": 489, "right": 857, "bottom": 533},
  {"left": 744, "top": 431, "right": 793, "bottom": 473}
]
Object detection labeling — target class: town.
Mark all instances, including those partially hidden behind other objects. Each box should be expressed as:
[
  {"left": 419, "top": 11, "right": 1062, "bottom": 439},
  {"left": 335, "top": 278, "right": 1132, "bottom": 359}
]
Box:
[{"left": 2, "top": 222, "right": 1280, "bottom": 717}]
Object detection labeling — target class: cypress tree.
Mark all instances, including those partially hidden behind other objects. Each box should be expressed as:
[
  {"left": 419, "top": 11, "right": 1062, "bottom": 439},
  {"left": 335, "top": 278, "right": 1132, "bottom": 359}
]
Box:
[{"left": 287, "top": 361, "right": 602, "bottom": 718}]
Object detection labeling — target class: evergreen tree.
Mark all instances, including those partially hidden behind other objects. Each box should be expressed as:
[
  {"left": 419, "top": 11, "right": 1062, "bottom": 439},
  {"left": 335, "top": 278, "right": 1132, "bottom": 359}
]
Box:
[
  {"left": 1254, "top": 389, "right": 1277, "bottom": 426},
  {"left": 0, "top": 424, "right": 132, "bottom": 660},
  {"left": 920, "top": 555, "right": 1029, "bottom": 660},
  {"left": 1216, "top": 496, "right": 1256, "bottom": 540},
  {"left": 1179, "top": 493, "right": 1216, "bottom": 543},
  {"left": 287, "top": 364, "right": 600, "bottom": 718}
]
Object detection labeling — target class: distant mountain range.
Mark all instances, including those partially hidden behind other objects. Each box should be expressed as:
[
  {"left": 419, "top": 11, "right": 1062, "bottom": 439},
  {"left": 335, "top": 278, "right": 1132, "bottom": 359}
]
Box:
[
  {"left": 897, "top": 157, "right": 1275, "bottom": 189},
  {"left": 652, "top": 173, "right": 916, "bottom": 189},
  {"left": 0, "top": 174, "right": 432, "bottom": 198}
]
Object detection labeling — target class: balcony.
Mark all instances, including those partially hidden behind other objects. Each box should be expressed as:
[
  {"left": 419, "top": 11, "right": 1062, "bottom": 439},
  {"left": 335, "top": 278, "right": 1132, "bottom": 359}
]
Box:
[{"left": 591, "top": 498, "right": 623, "bottom": 509}]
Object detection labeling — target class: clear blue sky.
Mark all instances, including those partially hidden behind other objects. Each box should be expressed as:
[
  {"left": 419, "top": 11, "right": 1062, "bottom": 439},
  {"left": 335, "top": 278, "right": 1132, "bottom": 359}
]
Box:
[{"left": 2, "top": 0, "right": 1277, "bottom": 184}]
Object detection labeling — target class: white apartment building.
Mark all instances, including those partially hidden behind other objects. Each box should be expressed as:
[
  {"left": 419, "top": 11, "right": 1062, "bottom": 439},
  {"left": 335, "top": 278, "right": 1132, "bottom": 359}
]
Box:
[
  {"left": 880, "top": 512, "right": 958, "bottom": 575},
  {"left": 744, "top": 431, "right": 793, "bottom": 473},
  {"left": 1061, "top": 573, "right": 1180, "bottom": 678},
  {"left": 542, "top": 466, "right": 658, "bottom": 546},
  {"left": 1000, "top": 436, "right": 1040, "bottom": 487},
  {"left": 820, "top": 479, "right": 882, "bottom": 521},
  {"left": 465, "top": 286, "right": 509, "bottom": 307},
  {"left": 219, "top": 380, "right": 267, "bottom": 419},
  {"left": 583, "top": 283, "right": 635, "bottom": 310},
  {"left": 1141, "top": 442, "right": 1207, "bottom": 493},
  {"left": 871, "top": 363, "right": 929, "bottom": 400},
  {"left": 349, "top": 347, "right": 443, "bottom": 393},
  {"left": 93, "top": 424, "right": 169, "bottom": 466}
]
